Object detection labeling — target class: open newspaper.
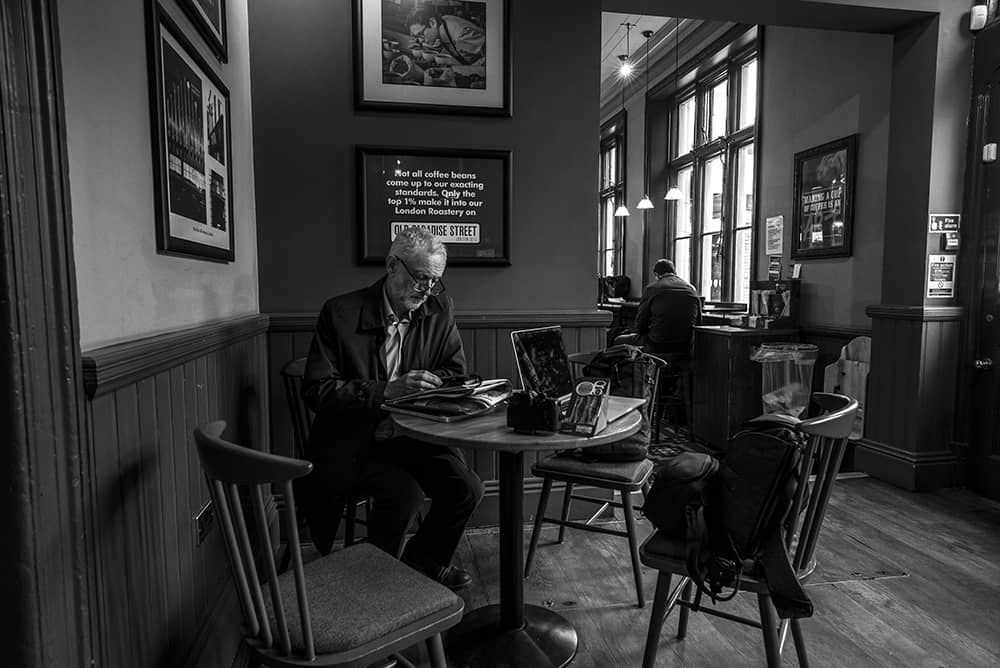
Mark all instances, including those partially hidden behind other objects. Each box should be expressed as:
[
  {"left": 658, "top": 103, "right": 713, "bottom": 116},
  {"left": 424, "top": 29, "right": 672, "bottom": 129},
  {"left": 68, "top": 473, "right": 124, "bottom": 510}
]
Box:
[{"left": 382, "top": 376, "right": 513, "bottom": 422}]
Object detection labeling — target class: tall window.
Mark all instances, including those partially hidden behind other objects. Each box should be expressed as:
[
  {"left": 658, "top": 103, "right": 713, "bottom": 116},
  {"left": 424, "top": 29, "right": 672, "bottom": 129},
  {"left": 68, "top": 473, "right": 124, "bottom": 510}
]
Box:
[
  {"left": 668, "top": 50, "right": 757, "bottom": 306},
  {"left": 599, "top": 112, "right": 626, "bottom": 276}
]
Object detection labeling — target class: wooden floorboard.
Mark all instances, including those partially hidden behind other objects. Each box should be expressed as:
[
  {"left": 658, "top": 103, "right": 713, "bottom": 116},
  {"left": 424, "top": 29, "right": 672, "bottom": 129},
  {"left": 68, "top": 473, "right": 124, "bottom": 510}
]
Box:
[
  {"left": 390, "top": 476, "right": 1000, "bottom": 667},
  {"left": 290, "top": 476, "right": 1000, "bottom": 667}
]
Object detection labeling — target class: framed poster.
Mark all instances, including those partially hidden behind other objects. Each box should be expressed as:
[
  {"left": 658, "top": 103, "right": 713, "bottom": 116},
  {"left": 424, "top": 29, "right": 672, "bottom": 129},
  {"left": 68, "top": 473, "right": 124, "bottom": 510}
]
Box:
[
  {"left": 176, "top": 0, "right": 227, "bottom": 62},
  {"left": 147, "top": 3, "right": 234, "bottom": 262},
  {"left": 353, "top": 0, "right": 511, "bottom": 116},
  {"left": 791, "top": 134, "right": 857, "bottom": 260},
  {"left": 357, "top": 145, "right": 511, "bottom": 265}
]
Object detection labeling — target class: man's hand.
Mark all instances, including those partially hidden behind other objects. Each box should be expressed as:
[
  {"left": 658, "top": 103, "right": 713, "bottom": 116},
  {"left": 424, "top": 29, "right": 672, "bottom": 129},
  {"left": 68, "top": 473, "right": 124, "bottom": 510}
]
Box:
[{"left": 384, "top": 370, "right": 442, "bottom": 400}]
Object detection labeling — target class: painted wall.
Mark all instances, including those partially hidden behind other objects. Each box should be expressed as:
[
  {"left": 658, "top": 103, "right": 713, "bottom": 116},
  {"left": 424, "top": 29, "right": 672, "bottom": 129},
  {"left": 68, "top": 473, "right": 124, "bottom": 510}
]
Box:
[
  {"left": 249, "top": 0, "right": 601, "bottom": 315},
  {"left": 60, "top": 0, "right": 260, "bottom": 350},
  {"left": 758, "top": 26, "right": 892, "bottom": 328}
]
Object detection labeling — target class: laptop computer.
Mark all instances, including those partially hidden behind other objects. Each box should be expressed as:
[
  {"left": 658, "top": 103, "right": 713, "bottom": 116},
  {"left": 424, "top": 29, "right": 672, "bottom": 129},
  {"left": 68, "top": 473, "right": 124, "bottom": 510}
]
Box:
[{"left": 510, "top": 325, "right": 642, "bottom": 423}]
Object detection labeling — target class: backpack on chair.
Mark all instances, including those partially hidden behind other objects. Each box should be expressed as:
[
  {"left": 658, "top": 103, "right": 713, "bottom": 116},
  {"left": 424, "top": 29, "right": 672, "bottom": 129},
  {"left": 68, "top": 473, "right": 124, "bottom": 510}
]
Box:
[{"left": 643, "top": 414, "right": 813, "bottom": 619}]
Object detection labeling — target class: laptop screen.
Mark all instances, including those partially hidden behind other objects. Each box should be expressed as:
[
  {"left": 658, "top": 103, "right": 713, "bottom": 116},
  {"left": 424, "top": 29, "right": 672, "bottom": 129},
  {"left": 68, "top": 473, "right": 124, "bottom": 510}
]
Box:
[{"left": 510, "top": 326, "right": 575, "bottom": 401}]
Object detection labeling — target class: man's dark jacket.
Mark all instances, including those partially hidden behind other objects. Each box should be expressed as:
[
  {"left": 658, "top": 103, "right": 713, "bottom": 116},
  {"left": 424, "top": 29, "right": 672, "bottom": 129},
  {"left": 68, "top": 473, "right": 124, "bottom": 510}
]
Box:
[
  {"left": 301, "top": 277, "right": 466, "bottom": 521},
  {"left": 634, "top": 274, "right": 702, "bottom": 358}
]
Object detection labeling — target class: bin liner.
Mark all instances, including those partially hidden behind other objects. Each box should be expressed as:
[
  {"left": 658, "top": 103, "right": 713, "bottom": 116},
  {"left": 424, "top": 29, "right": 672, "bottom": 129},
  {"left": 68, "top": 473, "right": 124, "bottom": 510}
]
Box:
[{"left": 750, "top": 343, "right": 819, "bottom": 418}]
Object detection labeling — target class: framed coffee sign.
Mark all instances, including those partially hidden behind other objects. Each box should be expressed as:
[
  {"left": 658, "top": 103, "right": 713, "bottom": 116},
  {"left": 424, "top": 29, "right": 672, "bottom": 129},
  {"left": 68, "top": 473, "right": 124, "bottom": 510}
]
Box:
[
  {"left": 357, "top": 146, "right": 511, "bottom": 265},
  {"left": 791, "top": 134, "right": 857, "bottom": 260}
]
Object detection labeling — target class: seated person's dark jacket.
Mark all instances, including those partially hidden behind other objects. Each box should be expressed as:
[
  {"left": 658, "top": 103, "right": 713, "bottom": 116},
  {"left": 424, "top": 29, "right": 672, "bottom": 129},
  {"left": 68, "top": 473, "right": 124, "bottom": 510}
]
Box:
[
  {"left": 302, "top": 277, "right": 466, "bottom": 502},
  {"left": 634, "top": 275, "right": 702, "bottom": 358}
]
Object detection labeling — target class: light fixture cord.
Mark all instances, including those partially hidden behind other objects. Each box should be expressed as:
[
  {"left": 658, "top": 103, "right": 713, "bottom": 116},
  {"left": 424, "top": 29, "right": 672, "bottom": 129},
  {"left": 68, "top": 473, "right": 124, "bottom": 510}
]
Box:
[{"left": 644, "top": 33, "right": 650, "bottom": 194}]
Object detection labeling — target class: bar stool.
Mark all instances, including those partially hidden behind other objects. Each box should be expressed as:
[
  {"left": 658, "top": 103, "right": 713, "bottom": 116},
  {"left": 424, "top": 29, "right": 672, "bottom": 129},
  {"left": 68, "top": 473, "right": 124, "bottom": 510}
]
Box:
[{"left": 652, "top": 355, "right": 693, "bottom": 443}]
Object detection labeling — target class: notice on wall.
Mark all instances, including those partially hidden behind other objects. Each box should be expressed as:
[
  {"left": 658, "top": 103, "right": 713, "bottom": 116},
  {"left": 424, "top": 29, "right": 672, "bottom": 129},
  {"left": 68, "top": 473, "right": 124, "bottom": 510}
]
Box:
[
  {"left": 358, "top": 147, "right": 510, "bottom": 264},
  {"left": 928, "top": 213, "right": 960, "bottom": 233},
  {"left": 926, "top": 254, "right": 956, "bottom": 298},
  {"left": 768, "top": 255, "right": 782, "bottom": 280},
  {"left": 765, "top": 215, "right": 784, "bottom": 255}
]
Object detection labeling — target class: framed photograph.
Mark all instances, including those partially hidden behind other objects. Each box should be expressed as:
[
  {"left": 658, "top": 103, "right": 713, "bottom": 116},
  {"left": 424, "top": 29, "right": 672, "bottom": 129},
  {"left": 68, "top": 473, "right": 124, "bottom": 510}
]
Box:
[
  {"left": 353, "top": 0, "right": 511, "bottom": 116},
  {"left": 791, "top": 134, "right": 857, "bottom": 259},
  {"left": 357, "top": 145, "right": 511, "bottom": 265},
  {"left": 147, "top": 3, "right": 234, "bottom": 262},
  {"left": 176, "top": 0, "right": 227, "bottom": 63}
]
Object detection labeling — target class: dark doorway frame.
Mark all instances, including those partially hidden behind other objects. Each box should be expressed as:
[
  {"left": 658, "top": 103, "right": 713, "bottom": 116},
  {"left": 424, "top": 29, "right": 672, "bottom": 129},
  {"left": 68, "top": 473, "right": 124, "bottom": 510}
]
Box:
[{"left": 0, "top": 0, "right": 92, "bottom": 665}]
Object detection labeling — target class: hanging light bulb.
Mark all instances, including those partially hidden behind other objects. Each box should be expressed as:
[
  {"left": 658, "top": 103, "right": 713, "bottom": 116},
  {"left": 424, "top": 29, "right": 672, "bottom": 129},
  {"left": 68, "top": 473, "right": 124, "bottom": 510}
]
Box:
[
  {"left": 615, "top": 203, "right": 630, "bottom": 217},
  {"left": 636, "top": 29, "right": 654, "bottom": 210},
  {"left": 665, "top": 17, "right": 682, "bottom": 203}
]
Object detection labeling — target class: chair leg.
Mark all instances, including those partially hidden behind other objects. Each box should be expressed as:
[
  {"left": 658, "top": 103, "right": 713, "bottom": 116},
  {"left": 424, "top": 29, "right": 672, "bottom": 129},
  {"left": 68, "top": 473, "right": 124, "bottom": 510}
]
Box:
[
  {"left": 684, "top": 367, "right": 694, "bottom": 437},
  {"left": 426, "top": 633, "right": 447, "bottom": 668},
  {"left": 757, "top": 593, "right": 782, "bottom": 668},
  {"left": 642, "top": 572, "right": 674, "bottom": 668},
  {"left": 676, "top": 579, "right": 693, "bottom": 639},
  {"left": 620, "top": 489, "right": 645, "bottom": 608},
  {"left": 277, "top": 542, "right": 292, "bottom": 574},
  {"left": 525, "top": 478, "right": 553, "bottom": 577},
  {"left": 790, "top": 618, "right": 810, "bottom": 668},
  {"left": 557, "top": 482, "right": 574, "bottom": 544},
  {"left": 344, "top": 497, "right": 357, "bottom": 547}
]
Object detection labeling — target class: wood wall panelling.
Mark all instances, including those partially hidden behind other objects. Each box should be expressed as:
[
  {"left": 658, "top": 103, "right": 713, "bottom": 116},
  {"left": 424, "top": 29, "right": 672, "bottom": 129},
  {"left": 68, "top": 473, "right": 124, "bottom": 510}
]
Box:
[
  {"left": 80, "top": 315, "right": 269, "bottom": 667},
  {"left": 266, "top": 310, "right": 612, "bottom": 527},
  {"left": 858, "top": 306, "right": 963, "bottom": 490}
]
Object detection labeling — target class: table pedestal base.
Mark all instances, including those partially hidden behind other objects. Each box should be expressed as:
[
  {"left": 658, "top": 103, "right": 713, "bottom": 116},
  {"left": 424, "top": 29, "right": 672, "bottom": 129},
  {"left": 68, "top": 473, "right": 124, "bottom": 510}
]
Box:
[{"left": 447, "top": 604, "right": 578, "bottom": 667}]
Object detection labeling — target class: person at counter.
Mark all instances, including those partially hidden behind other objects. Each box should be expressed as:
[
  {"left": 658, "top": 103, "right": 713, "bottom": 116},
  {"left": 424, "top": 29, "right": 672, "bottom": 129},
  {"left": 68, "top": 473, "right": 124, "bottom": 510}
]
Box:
[
  {"left": 301, "top": 228, "right": 483, "bottom": 590},
  {"left": 632, "top": 258, "right": 702, "bottom": 358}
]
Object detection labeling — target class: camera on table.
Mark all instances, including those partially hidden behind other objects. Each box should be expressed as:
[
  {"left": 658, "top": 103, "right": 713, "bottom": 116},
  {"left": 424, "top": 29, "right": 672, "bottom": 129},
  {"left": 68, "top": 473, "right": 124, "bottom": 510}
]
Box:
[{"left": 506, "top": 390, "right": 560, "bottom": 434}]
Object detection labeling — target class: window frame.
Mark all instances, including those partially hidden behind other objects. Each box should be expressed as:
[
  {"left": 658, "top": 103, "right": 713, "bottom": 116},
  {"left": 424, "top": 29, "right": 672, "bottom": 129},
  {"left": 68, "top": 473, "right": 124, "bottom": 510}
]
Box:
[
  {"left": 599, "top": 110, "right": 627, "bottom": 279},
  {"left": 666, "top": 45, "right": 758, "bottom": 305}
]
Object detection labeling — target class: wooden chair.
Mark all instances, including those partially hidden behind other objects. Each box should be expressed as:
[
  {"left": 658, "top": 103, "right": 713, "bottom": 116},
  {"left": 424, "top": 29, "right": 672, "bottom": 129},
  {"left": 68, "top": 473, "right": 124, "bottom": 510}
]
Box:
[
  {"left": 524, "top": 351, "right": 667, "bottom": 607},
  {"left": 639, "top": 392, "right": 859, "bottom": 668},
  {"left": 822, "top": 336, "right": 870, "bottom": 440},
  {"left": 280, "top": 358, "right": 368, "bottom": 561},
  {"left": 193, "top": 420, "right": 463, "bottom": 667}
]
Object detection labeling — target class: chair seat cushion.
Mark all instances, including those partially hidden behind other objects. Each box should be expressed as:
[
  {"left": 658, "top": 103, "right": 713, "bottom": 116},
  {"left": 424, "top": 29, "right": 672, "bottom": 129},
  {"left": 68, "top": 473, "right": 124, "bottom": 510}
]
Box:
[
  {"left": 266, "top": 542, "right": 461, "bottom": 654},
  {"left": 532, "top": 455, "right": 654, "bottom": 485}
]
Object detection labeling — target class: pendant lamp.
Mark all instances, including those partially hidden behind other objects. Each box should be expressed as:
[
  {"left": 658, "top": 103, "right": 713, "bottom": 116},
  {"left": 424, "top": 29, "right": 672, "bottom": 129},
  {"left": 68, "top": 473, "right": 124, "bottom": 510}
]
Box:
[
  {"left": 665, "top": 17, "right": 683, "bottom": 202},
  {"left": 614, "top": 23, "right": 635, "bottom": 218},
  {"left": 636, "top": 29, "right": 655, "bottom": 210}
]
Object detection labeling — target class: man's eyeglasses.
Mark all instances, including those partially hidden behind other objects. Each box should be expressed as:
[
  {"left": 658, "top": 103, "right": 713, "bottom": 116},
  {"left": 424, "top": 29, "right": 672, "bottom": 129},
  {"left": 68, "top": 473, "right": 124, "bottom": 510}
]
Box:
[{"left": 393, "top": 256, "right": 446, "bottom": 296}]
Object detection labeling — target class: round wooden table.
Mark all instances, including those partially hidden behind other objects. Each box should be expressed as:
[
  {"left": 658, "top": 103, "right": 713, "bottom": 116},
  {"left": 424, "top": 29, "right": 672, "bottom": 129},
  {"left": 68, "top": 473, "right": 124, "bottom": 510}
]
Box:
[{"left": 392, "top": 399, "right": 642, "bottom": 667}]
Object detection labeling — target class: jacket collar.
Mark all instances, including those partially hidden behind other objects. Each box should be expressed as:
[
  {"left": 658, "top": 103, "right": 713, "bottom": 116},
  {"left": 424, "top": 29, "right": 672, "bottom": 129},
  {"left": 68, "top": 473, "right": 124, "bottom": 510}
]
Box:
[{"left": 358, "top": 276, "right": 444, "bottom": 331}]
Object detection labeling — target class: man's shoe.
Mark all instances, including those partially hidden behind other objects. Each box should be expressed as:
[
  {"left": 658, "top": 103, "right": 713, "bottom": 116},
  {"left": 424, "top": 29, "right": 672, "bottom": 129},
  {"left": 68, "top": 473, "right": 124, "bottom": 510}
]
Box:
[
  {"left": 434, "top": 565, "right": 472, "bottom": 590},
  {"left": 403, "top": 556, "right": 472, "bottom": 590}
]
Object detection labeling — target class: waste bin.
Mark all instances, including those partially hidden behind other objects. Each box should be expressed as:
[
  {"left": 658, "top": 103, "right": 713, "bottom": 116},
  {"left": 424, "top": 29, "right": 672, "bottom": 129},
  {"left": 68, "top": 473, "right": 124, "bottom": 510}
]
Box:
[{"left": 750, "top": 343, "right": 819, "bottom": 418}]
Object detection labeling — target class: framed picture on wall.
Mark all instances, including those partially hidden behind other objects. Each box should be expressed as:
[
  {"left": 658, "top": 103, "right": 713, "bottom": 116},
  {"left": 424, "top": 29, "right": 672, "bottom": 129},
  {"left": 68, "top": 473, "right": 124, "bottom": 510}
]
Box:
[
  {"left": 353, "top": 0, "right": 511, "bottom": 116},
  {"left": 357, "top": 145, "right": 511, "bottom": 265},
  {"left": 791, "top": 134, "right": 858, "bottom": 260},
  {"left": 147, "top": 3, "right": 235, "bottom": 262},
  {"left": 176, "top": 0, "right": 227, "bottom": 63}
]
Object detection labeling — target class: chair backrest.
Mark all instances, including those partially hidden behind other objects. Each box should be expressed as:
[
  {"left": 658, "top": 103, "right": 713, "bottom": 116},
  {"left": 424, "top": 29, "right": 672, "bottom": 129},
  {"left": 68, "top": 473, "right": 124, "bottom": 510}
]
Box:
[
  {"left": 783, "top": 393, "right": 859, "bottom": 574},
  {"left": 280, "top": 357, "right": 311, "bottom": 458},
  {"left": 194, "top": 420, "right": 319, "bottom": 661},
  {"left": 822, "top": 336, "right": 870, "bottom": 439}
]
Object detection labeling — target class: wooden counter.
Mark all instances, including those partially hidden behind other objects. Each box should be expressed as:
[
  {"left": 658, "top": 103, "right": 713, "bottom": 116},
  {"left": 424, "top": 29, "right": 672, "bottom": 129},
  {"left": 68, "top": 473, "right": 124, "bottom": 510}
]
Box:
[{"left": 691, "top": 326, "right": 800, "bottom": 451}]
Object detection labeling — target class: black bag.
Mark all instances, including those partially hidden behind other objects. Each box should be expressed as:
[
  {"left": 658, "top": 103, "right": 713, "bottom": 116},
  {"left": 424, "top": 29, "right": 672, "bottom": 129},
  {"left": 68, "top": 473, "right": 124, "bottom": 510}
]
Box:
[
  {"left": 570, "top": 348, "right": 657, "bottom": 462},
  {"left": 643, "top": 417, "right": 813, "bottom": 619},
  {"left": 642, "top": 452, "right": 718, "bottom": 537}
]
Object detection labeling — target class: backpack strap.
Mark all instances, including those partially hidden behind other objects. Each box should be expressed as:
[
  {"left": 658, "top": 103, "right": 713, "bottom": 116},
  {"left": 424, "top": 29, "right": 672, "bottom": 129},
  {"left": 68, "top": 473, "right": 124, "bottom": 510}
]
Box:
[{"left": 757, "top": 530, "right": 813, "bottom": 619}]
